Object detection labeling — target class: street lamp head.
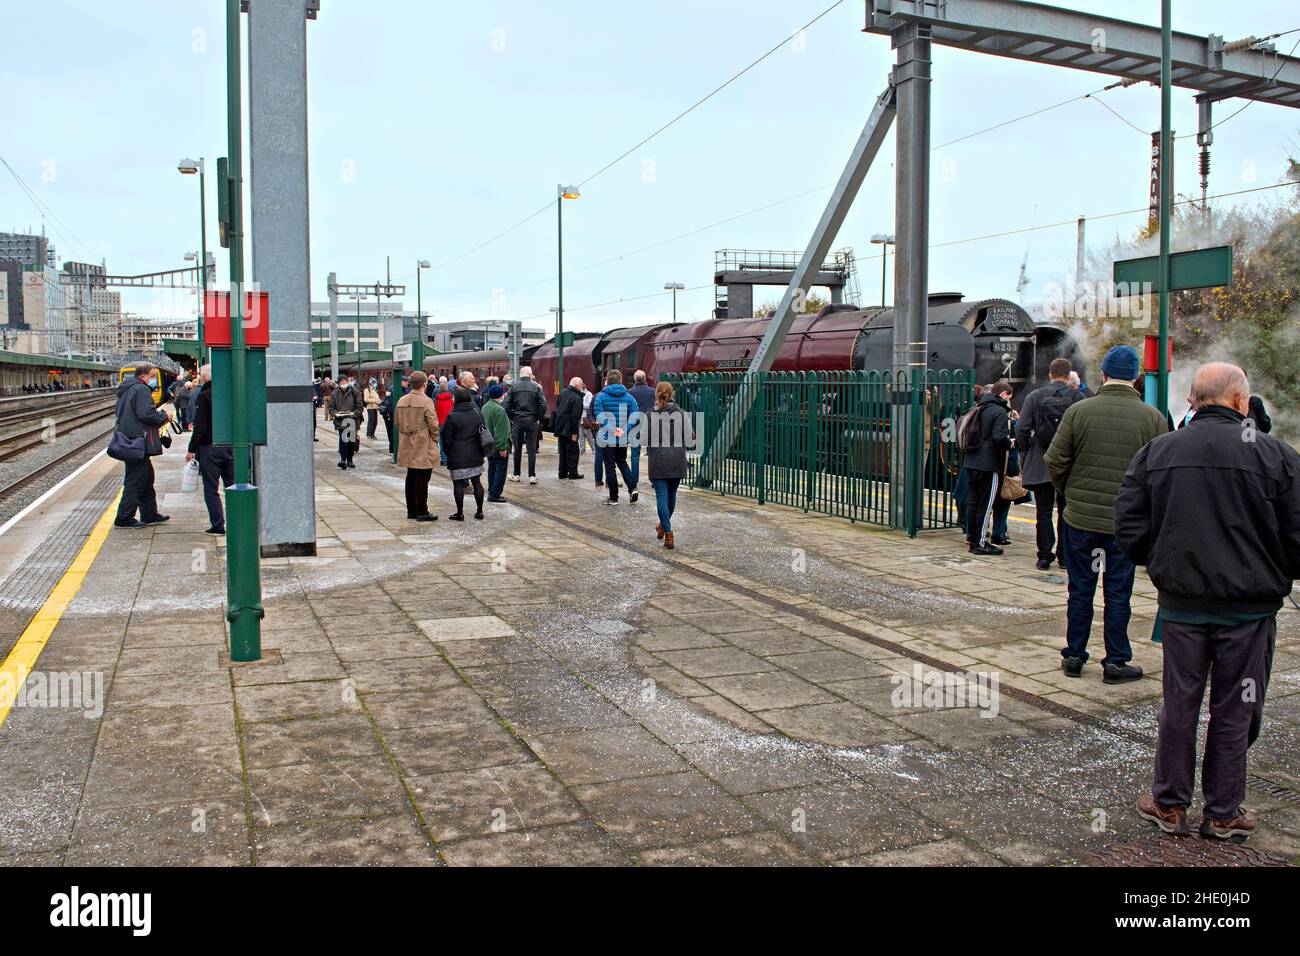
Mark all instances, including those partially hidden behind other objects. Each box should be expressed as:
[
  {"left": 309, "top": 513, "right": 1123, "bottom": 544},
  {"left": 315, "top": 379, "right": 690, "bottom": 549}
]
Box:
[
  {"left": 548, "top": 307, "right": 559, "bottom": 314},
  {"left": 559, "top": 185, "right": 580, "bottom": 200},
  {"left": 870, "top": 233, "right": 895, "bottom": 245},
  {"left": 664, "top": 282, "right": 685, "bottom": 290},
  {"left": 177, "top": 158, "right": 200, "bottom": 175},
  {"left": 184, "top": 252, "right": 197, "bottom": 262},
  {"left": 417, "top": 259, "right": 431, "bottom": 269}
]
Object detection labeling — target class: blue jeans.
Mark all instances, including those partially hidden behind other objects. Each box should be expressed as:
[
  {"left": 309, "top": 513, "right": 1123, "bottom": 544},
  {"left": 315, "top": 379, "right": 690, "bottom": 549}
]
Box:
[
  {"left": 652, "top": 478, "right": 679, "bottom": 533},
  {"left": 1062, "top": 523, "right": 1136, "bottom": 666},
  {"left": 438, "top": 430, "right": 447, "bottom": 466},
  {"left": 487, "top": 450, "right": 508, "bottom": 499},
  {"left": 631, "top": 445, "right": 641, "bottom": 486}
]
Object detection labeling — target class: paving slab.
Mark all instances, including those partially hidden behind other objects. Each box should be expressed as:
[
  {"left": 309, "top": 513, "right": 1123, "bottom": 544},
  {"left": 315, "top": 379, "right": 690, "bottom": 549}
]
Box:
[{"left": 0, "top": 435, "right": 1295, "bottom": 867}]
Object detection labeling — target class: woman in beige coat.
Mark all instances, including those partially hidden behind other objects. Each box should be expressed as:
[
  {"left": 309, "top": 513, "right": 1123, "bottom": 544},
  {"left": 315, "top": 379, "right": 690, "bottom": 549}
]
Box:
[{"left": 395, "top": 371, "right": 440, "bottom": 521}]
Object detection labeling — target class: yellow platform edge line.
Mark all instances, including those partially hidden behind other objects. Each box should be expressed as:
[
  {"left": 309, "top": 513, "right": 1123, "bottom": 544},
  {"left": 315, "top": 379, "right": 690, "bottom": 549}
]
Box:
[{"left": 0, "top": 490, "right": 122, "bottom": 729}]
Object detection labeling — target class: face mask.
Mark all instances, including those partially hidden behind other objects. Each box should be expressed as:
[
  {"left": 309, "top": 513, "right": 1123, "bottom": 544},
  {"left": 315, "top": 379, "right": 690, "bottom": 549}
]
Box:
[{"left": 148, "top": 378, "right": 158, "bottom": 388}]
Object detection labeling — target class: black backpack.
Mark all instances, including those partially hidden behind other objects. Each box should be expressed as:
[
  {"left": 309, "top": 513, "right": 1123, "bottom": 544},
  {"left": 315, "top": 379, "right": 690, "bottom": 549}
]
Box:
[{"left": 1034, "top": 386, "right": 1075, "bottom": 449}]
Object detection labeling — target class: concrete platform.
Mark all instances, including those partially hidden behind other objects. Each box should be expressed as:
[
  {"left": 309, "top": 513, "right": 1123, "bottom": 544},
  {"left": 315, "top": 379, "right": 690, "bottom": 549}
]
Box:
[{"left": 1, "top": 432, "right": 1297, "bottom": 866}]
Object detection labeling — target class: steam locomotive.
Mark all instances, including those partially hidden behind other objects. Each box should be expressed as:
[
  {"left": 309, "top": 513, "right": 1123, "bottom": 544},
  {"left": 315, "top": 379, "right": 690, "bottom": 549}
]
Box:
[{"left": 346, "top": 293, "right": 1083, "bottom": 415}]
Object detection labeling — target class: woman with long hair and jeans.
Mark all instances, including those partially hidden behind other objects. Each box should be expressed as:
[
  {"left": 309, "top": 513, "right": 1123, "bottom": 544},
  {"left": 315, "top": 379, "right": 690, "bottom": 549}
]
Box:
[
  {"left": 645, "top": 381, "right": 694, "bottom": 549},
  {"left": 440, "top": 386, "right": 487, "bottom": 520}
]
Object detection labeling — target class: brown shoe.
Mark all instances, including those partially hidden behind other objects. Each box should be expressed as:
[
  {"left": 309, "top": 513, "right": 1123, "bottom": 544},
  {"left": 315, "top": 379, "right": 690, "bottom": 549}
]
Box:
[
  {"left": 655, "top": 521, "right": 664, "bottom": 541},
  {"left": 1200, "top": 807, "right": 1257, "bottom": 842},
  {"left": 663, "top": 531, "right": 674, "bottom": 550},
  {"left": 1136, "top": 793, "right": 1189, "bottom": 835}
]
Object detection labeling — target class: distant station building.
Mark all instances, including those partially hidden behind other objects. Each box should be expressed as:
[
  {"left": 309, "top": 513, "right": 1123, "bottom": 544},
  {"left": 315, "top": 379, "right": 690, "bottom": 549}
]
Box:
[
  {"left": 307, "top": 305, "right": 544, "bottom": 356},
  {"left": 424, "top": 319, "right": 546, "bottom": 353}
]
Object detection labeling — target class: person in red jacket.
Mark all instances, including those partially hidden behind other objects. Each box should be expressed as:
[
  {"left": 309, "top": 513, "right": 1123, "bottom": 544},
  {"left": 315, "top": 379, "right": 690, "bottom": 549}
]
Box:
[{"left": 433, "top": 378, "right": 454, "bottom": 466}]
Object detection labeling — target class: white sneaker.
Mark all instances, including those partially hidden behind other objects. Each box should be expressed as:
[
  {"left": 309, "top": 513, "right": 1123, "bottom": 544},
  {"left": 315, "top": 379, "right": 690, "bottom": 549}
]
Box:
[
  {"left": 529, "top": 476, "right": 538, "bottom": 484},
  {"left": 604, "top": 499, "right": 618, "bottom": 506},
  {"left": 509, "top": 475, "right": 520, "bottom": 482}
]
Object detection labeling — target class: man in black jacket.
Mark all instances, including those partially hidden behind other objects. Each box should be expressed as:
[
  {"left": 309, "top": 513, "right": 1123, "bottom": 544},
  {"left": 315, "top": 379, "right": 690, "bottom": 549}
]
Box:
[
  {"left": 186, "top": 364, "right": 234, "bottom": 536},
  {"left": 1117, "top": 362, "right": 1300, "bottom": 842},
  {"left": 551, "top": 377, "right": 585, "bottom": 480},
  {"left": 963, "top": 381, "right": 1012, "bottom": 556},
  {"left": 1017, "top": 357, "right": 1085, "bottom": 569},
  {"left": 113, "top": 363, "right": 173, "bottom": 529},
  {"left": 504, "top": 365, "right": 547, "bottom": 484}
]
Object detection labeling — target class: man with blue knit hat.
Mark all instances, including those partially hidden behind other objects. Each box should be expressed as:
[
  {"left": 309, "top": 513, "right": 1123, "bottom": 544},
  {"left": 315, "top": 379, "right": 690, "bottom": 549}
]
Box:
[{"left": 1043, "top": 344, "right": 1167, "bottom": 684}]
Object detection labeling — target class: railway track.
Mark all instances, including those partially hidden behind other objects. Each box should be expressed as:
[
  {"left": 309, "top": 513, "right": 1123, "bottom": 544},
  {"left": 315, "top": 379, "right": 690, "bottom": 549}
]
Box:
[
  {"left": 0, "top": 423, "right": 115, "bottom": 505},
  {"left": 0, "top": 391, "right": 114, "bottom": 430},
  {"left": 0, "top": 400, "right": 118, "bottom": 463}
]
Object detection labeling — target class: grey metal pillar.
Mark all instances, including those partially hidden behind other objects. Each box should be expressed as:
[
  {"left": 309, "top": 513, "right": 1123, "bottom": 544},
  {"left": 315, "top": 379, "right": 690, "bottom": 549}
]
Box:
[
  {"left": 327, "top": 272, "right": 338, "bottom": 381},
  {"left": 249, "top": 0, "right": 316, "bottom": 557},
  {"left": 890, "top": 22, "right": 931, "bottom": 532},
  {"left": 508, "top": 320, "right": 521, "bottom": 379},
  {"left": 696, "top": 82, "right": 896, "bottom": 485}
]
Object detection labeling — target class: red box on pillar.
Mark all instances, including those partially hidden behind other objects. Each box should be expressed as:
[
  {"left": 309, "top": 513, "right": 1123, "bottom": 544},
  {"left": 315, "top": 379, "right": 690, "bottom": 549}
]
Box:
[
  {"left": 203, "top": 291, "right": 269, "bottom": 349},
  {"left": 1143, "top": 334, "right": 1172, "bottom": 372}
]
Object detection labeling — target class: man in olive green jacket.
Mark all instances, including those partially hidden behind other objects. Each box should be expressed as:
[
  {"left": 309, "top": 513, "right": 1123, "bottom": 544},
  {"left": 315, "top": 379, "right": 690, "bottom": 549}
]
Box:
[
  {"left": 1043, "top": 345, "right": 1167, "bottom": 684},
  {"left": 482, "top": 384, "right": 512, "bottom": 503}
]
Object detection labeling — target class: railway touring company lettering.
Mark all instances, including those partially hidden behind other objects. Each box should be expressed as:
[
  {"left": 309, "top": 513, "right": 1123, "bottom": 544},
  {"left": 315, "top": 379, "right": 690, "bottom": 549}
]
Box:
[{"left": 49, "top": 886, "right": 152, "bottom": 936}]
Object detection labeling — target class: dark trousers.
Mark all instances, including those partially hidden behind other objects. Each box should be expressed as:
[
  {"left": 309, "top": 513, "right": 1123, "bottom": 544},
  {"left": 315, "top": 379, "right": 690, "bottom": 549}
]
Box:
[
  {"left": 512, "top": 421, "right": 540, "bottom": 476},
  {"left": 1153, "top": 616, "right": 1275, "bottom": 819},
  {"left": 1027, "top": 482, "right": 1066, "bottom": 564},
  {"left": 965, "top": 468, "right": 999, "bottom": 547},
  {"left": 487, "top": 451, "right": 508, "bottom": 499},
  {"left": 557, "top": 433, "right": 581, "bottom": 477},
  {"left": 602, "top": 446, "right": 635, "bottom": 501},
  {"left": 1061, "top": 523, "right": 1136, "bottom": 666},
  {"left": 366, "top": 408, "right": 378, "bottom": 438},
  {"left": 338, "top": 433, "right": 357, "bottom": 463},
  {"left": 405, "top": 467, "right": 431, "bottom": 517},
  {"left": 198, "top": 445, "right": 234, "bottom": 530},
  {"left": 116, "top": 457, "right": 160, "bottom": 523}
]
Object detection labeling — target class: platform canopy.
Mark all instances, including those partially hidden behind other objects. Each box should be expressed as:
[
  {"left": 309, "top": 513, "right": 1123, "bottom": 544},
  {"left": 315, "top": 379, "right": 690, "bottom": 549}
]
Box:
[{"left": 865, "top": 0, "right": 1300, "bottom": 108}]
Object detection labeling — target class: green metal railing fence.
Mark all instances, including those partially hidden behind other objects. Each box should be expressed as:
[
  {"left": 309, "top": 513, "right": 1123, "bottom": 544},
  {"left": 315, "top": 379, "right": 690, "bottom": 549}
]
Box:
[{"left": 666, "top": 369, "right": 973, "bottom": 536}]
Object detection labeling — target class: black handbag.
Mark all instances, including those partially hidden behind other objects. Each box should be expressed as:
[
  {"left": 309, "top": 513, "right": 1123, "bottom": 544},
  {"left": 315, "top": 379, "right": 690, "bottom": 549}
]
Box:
[{"left": 107, "top": 432, "right": 146, "bottom": 462}]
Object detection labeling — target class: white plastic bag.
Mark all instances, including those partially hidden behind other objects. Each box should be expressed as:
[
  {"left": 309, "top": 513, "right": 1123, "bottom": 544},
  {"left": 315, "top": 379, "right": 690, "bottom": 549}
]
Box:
[{"left": 181, "top": 458, "right": 200, "bottom": 493}]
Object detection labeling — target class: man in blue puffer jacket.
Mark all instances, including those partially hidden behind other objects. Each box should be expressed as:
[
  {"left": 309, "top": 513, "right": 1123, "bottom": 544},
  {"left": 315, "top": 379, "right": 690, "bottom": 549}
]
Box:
[{"left": 591, "top": 369, "right": 640, "bottom": 505}]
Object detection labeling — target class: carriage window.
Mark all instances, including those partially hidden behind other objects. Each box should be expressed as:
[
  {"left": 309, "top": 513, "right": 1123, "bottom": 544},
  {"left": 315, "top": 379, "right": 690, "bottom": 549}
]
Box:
[
  {"left": 626, "top": 348, "right": 636, "bottom": 369},
  {"left": 604, "top": 352, "right": 620, "bottom": 372}
]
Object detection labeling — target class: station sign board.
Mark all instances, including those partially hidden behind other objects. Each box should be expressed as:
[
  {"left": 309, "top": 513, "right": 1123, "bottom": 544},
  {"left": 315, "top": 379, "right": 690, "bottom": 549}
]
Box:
[{"left": 1113, "top": 245, "right": 1233, "bottom": 295}]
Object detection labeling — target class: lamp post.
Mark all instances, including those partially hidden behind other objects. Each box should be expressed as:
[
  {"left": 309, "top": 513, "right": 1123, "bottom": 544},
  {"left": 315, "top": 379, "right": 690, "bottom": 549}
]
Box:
[
  {"left": 178, "top": 157, "right": 208, "bottom": 361},
  {"left": 664, "top": 282, "right": 685, "bottom": 322},
  {"left": 871, "top": 233, "right": 895, "bottom": 308},
  {"left": 556, "top": 184, "right": 580, "bottom": 390},
  {"left": 184, "top": 251, "right": 201, "bottom": 354},
  {"left": 415, "top": 259, "right": 430, "bottom": 374}
]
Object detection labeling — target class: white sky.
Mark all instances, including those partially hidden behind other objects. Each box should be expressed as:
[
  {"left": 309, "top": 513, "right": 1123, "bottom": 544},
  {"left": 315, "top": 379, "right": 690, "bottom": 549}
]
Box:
[{"left": 3, "top": 1, "right": 1298, "bottom": 332}]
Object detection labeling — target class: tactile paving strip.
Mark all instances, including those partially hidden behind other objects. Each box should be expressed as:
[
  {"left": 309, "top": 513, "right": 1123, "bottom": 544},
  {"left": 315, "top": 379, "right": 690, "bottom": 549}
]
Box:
[
  {"left": 1086, "top": 836, "right": 1291, "bottom": 867},
  {"left": 0, "top": 471, "right": 121, "bottom": 658}
]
